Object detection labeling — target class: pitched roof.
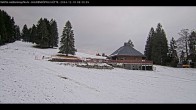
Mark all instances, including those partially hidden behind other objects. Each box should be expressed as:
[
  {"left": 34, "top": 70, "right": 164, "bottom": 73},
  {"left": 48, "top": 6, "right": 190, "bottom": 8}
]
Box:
[{"left": 110, "top": 43, "right": 145, "bottom": 57}]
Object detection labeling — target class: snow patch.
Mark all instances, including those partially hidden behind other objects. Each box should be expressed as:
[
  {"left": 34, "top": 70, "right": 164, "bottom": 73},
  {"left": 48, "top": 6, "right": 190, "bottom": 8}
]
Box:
[{"left": 0, "top": 41, "right": 196, "bottom": 103}]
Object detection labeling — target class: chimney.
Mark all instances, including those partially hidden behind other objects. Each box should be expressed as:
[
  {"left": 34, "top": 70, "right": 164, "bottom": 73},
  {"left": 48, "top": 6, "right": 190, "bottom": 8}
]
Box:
[{"left": 124, "top": 42, "right": 129, "bottom": 46}]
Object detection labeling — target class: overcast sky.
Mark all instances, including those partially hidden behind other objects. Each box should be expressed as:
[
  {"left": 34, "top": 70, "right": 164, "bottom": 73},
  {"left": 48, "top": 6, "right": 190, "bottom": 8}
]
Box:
[{"left": 0, "top": 6, "right": 196, "bottom": 55}]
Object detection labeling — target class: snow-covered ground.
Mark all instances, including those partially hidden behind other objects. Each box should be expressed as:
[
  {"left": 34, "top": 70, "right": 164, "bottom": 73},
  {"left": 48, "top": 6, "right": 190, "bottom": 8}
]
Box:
[{"left": 0, "top": 41, "right": 196, "bottom": 103}]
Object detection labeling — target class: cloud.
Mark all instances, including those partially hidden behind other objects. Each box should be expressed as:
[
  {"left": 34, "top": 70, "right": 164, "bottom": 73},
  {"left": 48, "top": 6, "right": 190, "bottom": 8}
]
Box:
[{"left": 1, "top": 6, "right": 196, "bottom": 55}]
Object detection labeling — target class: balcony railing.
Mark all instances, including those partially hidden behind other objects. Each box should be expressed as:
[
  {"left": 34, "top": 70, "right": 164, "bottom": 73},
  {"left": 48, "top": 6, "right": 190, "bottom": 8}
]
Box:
[{"left": 107, "top": 59, "right": 153, "bottom": 64}]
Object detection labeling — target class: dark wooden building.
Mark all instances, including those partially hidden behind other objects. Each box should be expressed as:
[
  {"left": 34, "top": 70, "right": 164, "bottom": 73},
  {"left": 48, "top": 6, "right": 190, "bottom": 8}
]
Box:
[{"left": 108, "top": 42, "right": 153, "bottom": 70}]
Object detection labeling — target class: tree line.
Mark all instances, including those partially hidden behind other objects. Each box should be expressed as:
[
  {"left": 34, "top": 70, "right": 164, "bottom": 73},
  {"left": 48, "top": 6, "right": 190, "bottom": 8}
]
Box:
[
  {"left": 144, "top": 23, "right": 196, "bottom": 67},
  {"left": 1, "top": 9, "right": 195, "bottom": 66},
  {"left": 0, "top": 9, "right": 20, "bottom": 45},
  {"left": 0, "top": 9, "right": 77, "bottom": 56},
  {"left": 0, "top": 9, "right": 59, "bottom": 48},
  {"left": 22, "top": 19, "right": 77, "bottom": 55},
  {"left": 21, "top": 18, "right": 58, "bottom": 48}
]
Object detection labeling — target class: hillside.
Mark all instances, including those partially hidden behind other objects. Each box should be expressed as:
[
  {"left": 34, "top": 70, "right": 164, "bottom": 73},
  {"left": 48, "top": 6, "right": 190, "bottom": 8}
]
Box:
[{"left": 0, "top": 41, "right": 196, "bottom": 103}]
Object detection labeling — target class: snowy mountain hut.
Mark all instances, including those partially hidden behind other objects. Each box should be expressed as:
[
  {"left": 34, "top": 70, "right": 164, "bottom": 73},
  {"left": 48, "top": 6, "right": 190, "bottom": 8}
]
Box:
[{"left": 108, "top": 42, "right": 153, "bottom": 70}]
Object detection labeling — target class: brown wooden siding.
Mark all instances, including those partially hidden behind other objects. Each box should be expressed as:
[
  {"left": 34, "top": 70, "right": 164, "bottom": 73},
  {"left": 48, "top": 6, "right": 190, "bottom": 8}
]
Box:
[
  {"left": 116, "top": 56, "right": 143, "bottom": 60},
  {"left": 108, "top": 60, "right": 153, "bottom": 64}
]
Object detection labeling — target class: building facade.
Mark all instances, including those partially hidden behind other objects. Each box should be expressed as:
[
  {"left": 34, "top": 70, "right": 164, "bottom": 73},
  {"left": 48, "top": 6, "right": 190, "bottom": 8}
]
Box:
[{"left": 108, "top": 42, "right": 153, "bottom": 70}]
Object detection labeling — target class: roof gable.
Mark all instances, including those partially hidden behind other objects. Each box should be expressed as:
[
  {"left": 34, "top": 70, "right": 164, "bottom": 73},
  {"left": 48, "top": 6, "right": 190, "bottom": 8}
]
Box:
[{"left": 110, "top": 43, "right": 145, "bottom": 57}]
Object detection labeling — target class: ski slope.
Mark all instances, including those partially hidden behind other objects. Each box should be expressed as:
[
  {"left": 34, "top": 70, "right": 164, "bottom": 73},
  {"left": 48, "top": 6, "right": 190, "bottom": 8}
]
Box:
[{"left": 0, "top": 41, "right": 196, "bottom": 103}]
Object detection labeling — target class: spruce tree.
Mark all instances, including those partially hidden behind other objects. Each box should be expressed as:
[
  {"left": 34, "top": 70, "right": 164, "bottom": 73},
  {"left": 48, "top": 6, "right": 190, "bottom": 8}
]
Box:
[
  {"left": 9, "top": 17, "right": 16, "bottom": 43},
  {"left": 30, "top": 24, "right": 37, "bottom": 44},
  {"left": 21, "top": 24, "right": 30, "bottom": 42},
  {"left": 0, "top": 9, "right": 18, "bottom": 45},
  {"left": 34, "top": 18, "right": 58, "bottom": 48},
  {"left": 28, "top": 27, "right": 32, "bottom": 42},
  {"left": 151, "top": 23, "right": 168, "bottom": 65},
  {"left": 36, "top": 18, "right": 49, "bottom": 48},
  {"left": 0, "top": 10, "right": 7, "bottom": 45},
  {"left": 59, "top": 21, "right": 77, "bottom": 56},
  {"left": 160, "top": 28, "right": 169, "bottom": 65},
  {"left": 168, "top": 37, "right": 179, "bottom": 67},
  {"left": 151, "top": 23, "right": 162, "bottom": 65},
  {"left": 4, "top": 14, "right": 13, "bottom": 43},
  {"left": 14, "top": 25, "right": 21, "bottom": 41},
  {"left": 50, "top": 19, "right": 58, "bottom": 47},
  {"left": 43, "top": 18, "right": 51, "bottom": 47},
  {"left": 144, "top": 27, "right": 154, "bottom": 60}
]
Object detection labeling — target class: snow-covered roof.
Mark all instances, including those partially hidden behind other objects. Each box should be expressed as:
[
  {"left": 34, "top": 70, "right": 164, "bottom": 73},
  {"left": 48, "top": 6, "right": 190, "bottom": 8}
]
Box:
[{"left": 110, "top": 43, "right": 145, "bottom": 57}]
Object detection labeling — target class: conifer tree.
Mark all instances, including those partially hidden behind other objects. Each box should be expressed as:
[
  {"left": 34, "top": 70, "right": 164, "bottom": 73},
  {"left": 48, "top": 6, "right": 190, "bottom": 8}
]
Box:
[
  {"left": 36, "top": 18, "right": 49, "bottom": 48},
  {"left": 14, "top": 25, "right": 21, "bottom": 41},
  {"left": 144, "top": 27, "right": 154, "bottom": 60},
  {"left": 30, "top": 24, "right": 37, "bottom": 44},
  {"left": 168, "top": 37, "right": 179, "bottom": 67},
  {"left": 21, "top": 24, "right": 30, "bottom": 42},
  {"left": 59, "top": 21, "right": 77, "bottom": 56},
  {"left": 0, "top": 10, "right": 7, "bottom": 45},
  {"left": 9, "top": 17, "right": 16, "bottom": 43},
  {"left": 160, "top": 28, "right": 169, "bottom": 65},
  {"left": 151, "top": 23, "right": 168, "bottom": 65},
  {"left": 34, "top": 18, "right": 59, "bottom": 48},
  {"left": 0, "top": 10, "right": 18, "bottom": 45},
  {"left": 50, "top": 19, "right": 58, "bottom": 47}
]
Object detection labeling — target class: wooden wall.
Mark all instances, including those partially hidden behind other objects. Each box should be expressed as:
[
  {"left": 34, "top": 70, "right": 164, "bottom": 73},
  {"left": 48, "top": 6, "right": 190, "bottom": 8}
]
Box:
[{"left": 116, "top": 56, "right": 143, "bottom": 60}]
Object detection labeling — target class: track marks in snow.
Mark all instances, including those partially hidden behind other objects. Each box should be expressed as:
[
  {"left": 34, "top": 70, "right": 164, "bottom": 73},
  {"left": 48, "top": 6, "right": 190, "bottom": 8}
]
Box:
[
  {"left": 58, "top": 75, "right": 100, "bottom": 93},
  {"left": 1, "top": 41, "right": 196, "bottom": 103}
]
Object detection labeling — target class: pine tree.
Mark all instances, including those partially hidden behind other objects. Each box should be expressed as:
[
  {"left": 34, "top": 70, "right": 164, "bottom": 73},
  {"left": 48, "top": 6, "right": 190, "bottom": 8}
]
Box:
[
  {"left": 0, "top": 9, "right": 18, "bottom": 45},
  {"left": 49, "top": 19, "right": 58, "bottom": 47},
  {"left": 28, "top": 27, "right": 32, "bottom": 42},
  {"left": 30, "top": 24, "right": 37, "bottom": 44},
  {"left": 9, "top": 17, "right": 16, "bottom": 43},
  {"left": 36, "top": 18, "right": 50, "bottom": 48},
  {"left": 14, "top": 25, "right": 21, "bottom": 41},
  {"left": 21, "top": 24, "right": 30, "bottom": 42},
  {"left": 4, "top": 13, "right": 13, "bottom": 43},
  {"left": 59, "top": 21, "right": 77, "bottom": 56},
  {"left": 43, "top": 18, "right": 51, "bottom": 47},
  {"left": 151, "top": 24, "right": 161, "bottom": 65},
  {"left": 168, "top": 37, "right": 179, "bottom": 67},
  {"left": 144, "top": 27, "right": 154, "bottom": 60},
  {"left": 34, "top": 18, "right": 58, "bottom": 48},
  {"left": 0, "top": 10, "right": 7, "bottom": 45},
  {"left": 160, "top": 28, "right": 169, "bottom": 66},
  {"left": 151, "top": 23, "right": 168, "bottom": 65}
]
